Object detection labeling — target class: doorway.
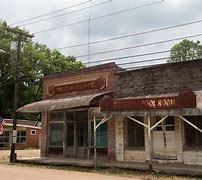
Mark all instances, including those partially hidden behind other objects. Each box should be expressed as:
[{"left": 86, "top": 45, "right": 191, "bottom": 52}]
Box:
[
  {"left": 152, "top": 116, "right": 177, "bottom": 160},
  {"left": 66, "top": 110, "right": 89, "bottom": 158}
]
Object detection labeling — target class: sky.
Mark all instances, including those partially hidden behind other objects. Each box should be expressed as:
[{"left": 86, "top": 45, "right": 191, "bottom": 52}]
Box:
[{"left": 1, "top": 0, "right": 202, "bottom": 69}]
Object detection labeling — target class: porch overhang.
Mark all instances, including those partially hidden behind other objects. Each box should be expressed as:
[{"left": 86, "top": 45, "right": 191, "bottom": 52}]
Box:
[{"left": 17, "top": 92, "right": 111, "bottom": 113}]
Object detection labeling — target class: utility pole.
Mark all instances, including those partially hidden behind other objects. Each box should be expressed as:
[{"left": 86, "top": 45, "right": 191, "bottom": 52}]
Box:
[{"left": 5, "top": 27, "right": 34, "bottom": 163}]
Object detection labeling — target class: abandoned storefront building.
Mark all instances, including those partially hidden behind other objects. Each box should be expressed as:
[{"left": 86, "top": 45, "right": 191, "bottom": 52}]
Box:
[
  {"left": 18, "top": 60, "right": 202, "bottom": 166},
  {"left": 18, "top": 63, "right": 119, "bottom": 159}
]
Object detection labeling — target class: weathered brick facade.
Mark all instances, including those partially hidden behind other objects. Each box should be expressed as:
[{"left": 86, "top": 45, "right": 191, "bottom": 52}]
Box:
[
  {"left": 40, "top": 63, "right": 119, "bottom": 159},
  {"left": 112, "top": 59, "right": 202, "bottom": 166},
  {"left": 116, "top": 59, "right": 202, "bottom": 98}
]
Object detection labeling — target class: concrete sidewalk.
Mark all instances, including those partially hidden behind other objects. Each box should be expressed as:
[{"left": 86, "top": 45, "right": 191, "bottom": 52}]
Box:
[{"left": 17, "top": 157, "right": 202, "bottom": 177}]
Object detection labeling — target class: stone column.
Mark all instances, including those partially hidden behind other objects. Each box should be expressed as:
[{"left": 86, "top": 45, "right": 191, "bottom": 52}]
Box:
[{"left": 115, "top": 116, "right": 124, "bottom": 161}]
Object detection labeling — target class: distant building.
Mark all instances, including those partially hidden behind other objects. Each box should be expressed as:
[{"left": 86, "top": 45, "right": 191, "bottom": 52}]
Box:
[{"left": 0, "top": 119, "right": 41, "bottom": 149}]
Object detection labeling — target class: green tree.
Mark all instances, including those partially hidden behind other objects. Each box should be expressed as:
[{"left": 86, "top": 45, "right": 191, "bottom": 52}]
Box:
[
  {"left": 0, "top": 21, "right": 84, "bottom": 120},
  {"left": 168, "top": 39, "right": 202, "bottom": 63}
]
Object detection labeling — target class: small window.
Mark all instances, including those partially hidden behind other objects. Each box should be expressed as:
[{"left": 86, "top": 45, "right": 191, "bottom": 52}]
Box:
[
  {"left": 30, "top": 129, "right": 36, "bottom": 135},
  {"left": 17, "top": 131, "right": 26, "bottom": 143}
]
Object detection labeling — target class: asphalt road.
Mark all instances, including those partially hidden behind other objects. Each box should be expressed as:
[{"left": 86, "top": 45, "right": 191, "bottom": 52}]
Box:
[{"left": 0, "top": 164, "right": 138, "bottom": 180}]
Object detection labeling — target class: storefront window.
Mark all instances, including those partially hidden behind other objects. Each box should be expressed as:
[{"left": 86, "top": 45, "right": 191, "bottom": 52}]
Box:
[
  {"left": 50, "top": 112, "right": 64, "bottom": 121},
  {"left": 50, "top": 123, "right": 63, "bottom": 146},
  {"left": 17, "top": 131, "right": 26, "bottom": 143},
  {"left": 91, "top": 121, "right": 108, "bottom": 148},
  {"left": 126, "top": 117, "right": 145, "bottom": 149},
  {"left": 184, "top": 116, "right": 202, "bottom": 150}
]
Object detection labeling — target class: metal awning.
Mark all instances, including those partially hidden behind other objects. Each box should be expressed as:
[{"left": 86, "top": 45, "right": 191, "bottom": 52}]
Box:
[
  {"left": 103, "top": 91, "right": 202, "bottom": 116},
  {"left": 17, "top": 92, "right": 111, "bottom": 113}
]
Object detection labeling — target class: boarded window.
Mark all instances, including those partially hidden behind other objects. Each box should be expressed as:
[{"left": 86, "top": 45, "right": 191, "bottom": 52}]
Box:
[
  {"left": 184, "top": 116, "right": 202, "bottom": 150},
  {"left": 127, "top": 117, "right": 145, "bottom": 149},
  {"left": 50, "top": 123, "right": 63, "bottom": 146}
]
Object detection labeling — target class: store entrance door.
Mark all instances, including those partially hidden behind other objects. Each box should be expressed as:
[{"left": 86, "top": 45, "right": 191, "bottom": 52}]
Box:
[
  {"left": 66, "top": 110, "right": 88, "bottom": 158},
  {"left": 152, "top": 116, "right": 177, "bottom": 160}
]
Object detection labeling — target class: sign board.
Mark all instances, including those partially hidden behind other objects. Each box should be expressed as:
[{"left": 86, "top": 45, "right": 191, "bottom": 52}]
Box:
[
  {"left": 100, "top": 90, "right": 196, "bottom": 111},
  {"left": 47, "top": 77, "right": 106, "bottom": 97}
]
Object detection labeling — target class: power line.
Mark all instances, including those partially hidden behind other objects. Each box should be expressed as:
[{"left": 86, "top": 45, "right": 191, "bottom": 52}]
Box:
[
  {"left": 117, "top": 56, "right": 168, "bottom": 67},
  {"left": 34, "top": 0, "right": 164, "bottom": 34},
  {"left": 75, "top": 32, "right": 202, "bottom": 58},
  {"left": 10, "top": 0, "right": 92, "bottom": 26},
  {"left": 57, "top": 18, "right": 202, "bottom": 50},
  {"left": 82, "top": 49, "right": 170, "bottom": 65},
  {"left": 19, "top": 0, "right": 112, "bottom": 27}
]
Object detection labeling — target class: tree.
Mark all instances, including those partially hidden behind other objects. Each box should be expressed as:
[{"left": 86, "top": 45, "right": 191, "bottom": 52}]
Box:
[
  {"left": 0, "top": 21, "right": 84, "bottom": 120},
  {"left": 168, "top": 39, "right": 202, "bottom": 63}
]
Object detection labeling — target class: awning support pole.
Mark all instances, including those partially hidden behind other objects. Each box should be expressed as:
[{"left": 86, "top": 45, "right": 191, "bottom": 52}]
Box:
[
  {"left": 148, "top": 116, "right": 153, "bottom": 172},
  {"left": 127, "top": 116, "right": 148, "bottom": 128},
  {"left": 178, "top": 115, "right": 202, "bottom": 134},
  {"left": 93, "top": 116, "right": 112, "bottom": 169},
  {"left": 150, "top": 115, "right": 168, "bottom": 131},
  {"left": 93, "top": 116, "right": 97, "bottom": 169}
]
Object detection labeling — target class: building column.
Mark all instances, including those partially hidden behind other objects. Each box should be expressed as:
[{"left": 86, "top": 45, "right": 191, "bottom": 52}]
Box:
[
  {"left": 115, "top": 116, "right": 124, "bottom": 161},
  {"left": 40, "top": 112, "right": 48, "bottom": 157},
  {"left": 108, "top": 117, "right": 116, "bottom": 160}
]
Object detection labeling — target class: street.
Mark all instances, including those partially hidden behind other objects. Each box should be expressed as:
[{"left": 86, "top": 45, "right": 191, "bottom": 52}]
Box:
[{"left": 0, "top": 164, "right": 138, "bottom": 180}]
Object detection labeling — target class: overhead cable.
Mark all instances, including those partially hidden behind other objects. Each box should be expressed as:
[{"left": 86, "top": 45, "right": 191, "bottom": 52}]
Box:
[
  {"left": 75, "top": 32, "right": 202, "bottom": 58},
  {"left": 34, "top": 0, "right": 164, "bottom": 34},
  {"left": 56, "top": 18, "right": 202, "bottom": 50},
  {"left": 82, "top": 49, "right": 170, "bottom": 65},
  {"left": 19, "top": 0, "right": 112, "bottom": 27},
  {"left": 10, "top": 0, "right": 92, "bottom": 26}
]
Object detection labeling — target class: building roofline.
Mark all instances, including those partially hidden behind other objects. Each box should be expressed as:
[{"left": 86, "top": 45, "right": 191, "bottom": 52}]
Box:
[
  {"left": 116, "top": 59, "right": 202, "bottom": 74},
  {"left": 43, "top": 62, "right": 121, "bottom": 80}
]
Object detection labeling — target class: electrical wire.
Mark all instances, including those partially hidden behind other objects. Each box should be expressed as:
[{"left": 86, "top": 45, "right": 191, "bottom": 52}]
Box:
[
  {"left": 75, "top": 32, "right": 202, "bottom": 58},
  {"left": 34, "top": 0, "right": 164, "bottom": 34},
  {"left": 82, "top": 49, "right": 170, "bottom": 65},
  {"left": 10, "top": 0, "right": 92, "bottom": 26},
  {"left": 56, "top": 18, "right": 202, "bottom": 50},
  {"left": 19, "top": 0, "right": 112, "bottom": 27}
]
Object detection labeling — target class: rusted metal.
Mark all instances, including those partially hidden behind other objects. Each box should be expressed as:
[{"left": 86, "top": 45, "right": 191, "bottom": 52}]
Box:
[
  {"left": 17, "top": 92, "right": 111, "bottom": 113},
  {"left": 47, "top": 77, "right": 106, "bottom": 97},
  {"left": 100, "top": 90, "right": 196, "bottom": 111}
]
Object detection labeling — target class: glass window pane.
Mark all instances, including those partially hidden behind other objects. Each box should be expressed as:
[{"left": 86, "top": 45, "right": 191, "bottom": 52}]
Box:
[
  {"left": 50, "top": 123, "right": 63, "bottom": 146},
  {"left": 50, "top": 112, "right": 64, "bottom": 121}
]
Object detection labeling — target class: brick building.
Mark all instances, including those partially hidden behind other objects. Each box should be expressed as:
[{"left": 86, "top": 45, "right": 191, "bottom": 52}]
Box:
[
  {"left": 18, "top": 60, "right": 202, "bottom": 167},
  {"left": 0, "top": 119, "right": 41, "bottom": 149},
  {"left": 18, "top": 63, "right": 119, "bottom": 158},
  {"left": 101, "top": 59, "right": 202, "bottom": 166}
]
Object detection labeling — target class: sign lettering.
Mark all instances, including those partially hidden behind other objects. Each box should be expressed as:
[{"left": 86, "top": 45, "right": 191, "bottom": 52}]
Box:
[{"left": 47, "top": 77, "right": 106, "bottom": 97}]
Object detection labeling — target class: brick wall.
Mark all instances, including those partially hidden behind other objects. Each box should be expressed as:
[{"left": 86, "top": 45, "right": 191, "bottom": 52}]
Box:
[
  {"left": 43, "top": 63, "right": 119, "bottom": 100},
  {"left": 26, "top": 128, "right": 41, "bottom": 148},
  {"left": 115, "top": 60, "right": 202, "bottom": 98}
]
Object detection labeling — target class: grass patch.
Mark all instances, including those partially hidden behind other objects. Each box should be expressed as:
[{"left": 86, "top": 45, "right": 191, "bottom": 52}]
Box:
[{"left": 6, "top": 161, "right": 198, "bottom": 180}]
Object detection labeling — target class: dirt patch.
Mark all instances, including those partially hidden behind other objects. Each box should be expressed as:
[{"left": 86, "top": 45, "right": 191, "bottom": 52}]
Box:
[{"left": 0, "top": 149, "right": 40, "bottom": 161}]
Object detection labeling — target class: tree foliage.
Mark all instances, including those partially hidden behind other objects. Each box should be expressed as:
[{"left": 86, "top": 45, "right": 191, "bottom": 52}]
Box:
[
  {"left": 168, "top": 39, "right": 202, "bottom": 63},
  {"left": 0, "top": 21, "right": 84, "bottom": 119}
]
